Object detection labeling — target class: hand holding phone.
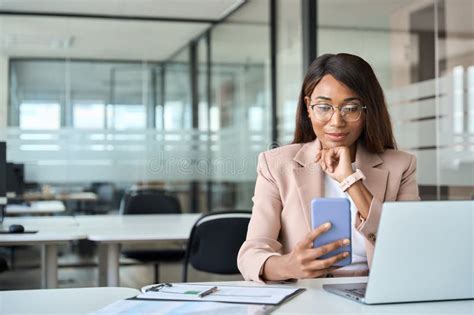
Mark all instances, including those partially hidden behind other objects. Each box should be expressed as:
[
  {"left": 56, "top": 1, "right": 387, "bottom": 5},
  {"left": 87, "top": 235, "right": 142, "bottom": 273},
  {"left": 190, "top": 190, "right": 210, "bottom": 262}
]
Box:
[
  {"left": 269, "top": 222, "right": 350, "bottom": 280},
  {"left": 263, "top": 198, "right": 352, "bottom": 280}
]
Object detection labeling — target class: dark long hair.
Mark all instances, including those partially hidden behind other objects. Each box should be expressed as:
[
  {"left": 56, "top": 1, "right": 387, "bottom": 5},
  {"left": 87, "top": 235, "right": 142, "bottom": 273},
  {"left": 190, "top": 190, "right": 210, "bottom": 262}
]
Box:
[{"left": 292, "top": 53, "right": 396, "bottom": 153}]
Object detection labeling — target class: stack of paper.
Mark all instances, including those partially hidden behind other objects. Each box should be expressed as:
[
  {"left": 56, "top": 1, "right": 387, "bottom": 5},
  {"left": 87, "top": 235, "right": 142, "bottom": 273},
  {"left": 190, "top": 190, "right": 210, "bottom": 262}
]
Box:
[{"left": 90, "top": 283, "right": 305, "bottom": 314}]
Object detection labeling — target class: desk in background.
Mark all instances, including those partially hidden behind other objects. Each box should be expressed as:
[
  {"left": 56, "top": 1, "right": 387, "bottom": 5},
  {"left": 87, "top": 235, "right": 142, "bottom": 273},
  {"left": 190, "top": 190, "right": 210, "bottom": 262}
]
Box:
[
  {"left": 21, "top": 192, "right": 98, "bottom": 202},
  {"left": 0, "top": 216, "right": 85, "bottom": 288},
  {"left": 75, "top": 213, "right": 201, "bottom": 287},
  {"left": 20, "top": 191, "right": 98, "bottom": 214},
  {"left": 0, "top": 213, "right": 201, "bottom": 288},
  {"left": 6, "top": 201, "right": 66, "bottom": 215}
]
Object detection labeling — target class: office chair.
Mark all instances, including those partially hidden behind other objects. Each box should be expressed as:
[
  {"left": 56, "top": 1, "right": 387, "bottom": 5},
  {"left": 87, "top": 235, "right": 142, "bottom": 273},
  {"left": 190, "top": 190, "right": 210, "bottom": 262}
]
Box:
[
  {"left": 120, "top": 190, "right": 184, "bottom": 283},
  {"left": 0, "top": 256, "right": 8, "bottom": 273},
  {"left": 182, "top": 210, "right": 251, "bottom": 282},
  {"left": 89, "top": 182, "right": 117, "bottom": 214}
]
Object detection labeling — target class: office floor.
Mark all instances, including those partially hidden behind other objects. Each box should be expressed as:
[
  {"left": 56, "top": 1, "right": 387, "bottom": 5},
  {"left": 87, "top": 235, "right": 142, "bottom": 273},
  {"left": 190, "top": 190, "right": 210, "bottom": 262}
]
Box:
[{"left": 0, "top": 242, "right": 243, "bottom": 291}]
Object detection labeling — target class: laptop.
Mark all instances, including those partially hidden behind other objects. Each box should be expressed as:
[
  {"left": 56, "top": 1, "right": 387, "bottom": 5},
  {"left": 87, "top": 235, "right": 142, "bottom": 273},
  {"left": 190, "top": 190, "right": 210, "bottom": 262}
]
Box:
[{"left": 323, "top": 200, "right": 474, "bottom": 304}]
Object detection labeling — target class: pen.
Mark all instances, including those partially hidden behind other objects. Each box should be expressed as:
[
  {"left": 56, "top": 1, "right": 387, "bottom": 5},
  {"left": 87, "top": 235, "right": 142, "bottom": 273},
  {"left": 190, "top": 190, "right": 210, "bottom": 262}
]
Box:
[{"left": 198, "top": 286, "right": 218, "bottom": 298}]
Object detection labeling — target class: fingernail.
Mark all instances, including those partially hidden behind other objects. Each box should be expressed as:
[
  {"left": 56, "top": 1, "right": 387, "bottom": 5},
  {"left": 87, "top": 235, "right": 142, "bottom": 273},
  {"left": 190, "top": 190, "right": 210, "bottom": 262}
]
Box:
[
  {"left": 343, "top": 252, "right": 349, "bottom": 257},
  {"left": 324, "top": 222, "right": 331, "bottom": 229},
  {"left": 343, "top": 239, "right": 350, "bottom": 245}
]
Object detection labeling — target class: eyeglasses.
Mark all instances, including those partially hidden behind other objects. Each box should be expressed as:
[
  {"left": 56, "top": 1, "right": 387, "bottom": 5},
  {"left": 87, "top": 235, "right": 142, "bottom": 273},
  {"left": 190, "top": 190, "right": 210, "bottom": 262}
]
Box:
[{"left": 309, "top": 103, "right": 367, "bottom": 122}]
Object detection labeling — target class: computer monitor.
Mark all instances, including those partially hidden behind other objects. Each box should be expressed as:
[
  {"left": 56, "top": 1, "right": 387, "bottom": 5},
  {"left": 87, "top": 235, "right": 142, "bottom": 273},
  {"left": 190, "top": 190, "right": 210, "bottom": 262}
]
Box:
[
  {"left": 0, "top": 142, "right": 6, "bottom": 223},
  {"left": 6, "top": 162, "right": 24, "bottom": 197}
]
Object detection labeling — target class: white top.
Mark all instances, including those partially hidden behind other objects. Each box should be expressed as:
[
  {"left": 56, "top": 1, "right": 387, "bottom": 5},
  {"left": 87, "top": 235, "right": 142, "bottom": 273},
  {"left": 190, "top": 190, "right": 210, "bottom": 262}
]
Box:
[{"left": 324, "top": 165, "right": 368, "bottom": 271}]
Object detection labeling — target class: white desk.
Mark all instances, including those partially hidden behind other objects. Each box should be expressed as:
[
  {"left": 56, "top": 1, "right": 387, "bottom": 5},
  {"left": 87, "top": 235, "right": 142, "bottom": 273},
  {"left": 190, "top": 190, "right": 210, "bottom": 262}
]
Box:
[
  {"left": 75, "top": 213, "right": 201, "bottom": 287},
  {"left": 211, "top": 277, "right": 474, "bottom": 314},
  {"left": 1, "top": 278, "right": 472, "bottom": 314},
  {"left": 0, "top": 287, "right": 139, "bottom": 315},
  {"left": 6, "top": 201, "right": 66, "bottom": 215},
  {"left": 0, "top": 216, "right": 86, "bottom": 288}
]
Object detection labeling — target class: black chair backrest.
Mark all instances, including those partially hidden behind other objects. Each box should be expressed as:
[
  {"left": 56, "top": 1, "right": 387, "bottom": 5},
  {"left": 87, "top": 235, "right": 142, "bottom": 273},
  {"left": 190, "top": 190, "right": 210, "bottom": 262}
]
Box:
[
  {"left": 182, "top": 210, "right": 251, "bottom": 281},
  {"left": 91, "top": 182, "right": 115, "bottom": 203},
  {"left": 121, "top": 190, "right": 181, "bottom": 215}
]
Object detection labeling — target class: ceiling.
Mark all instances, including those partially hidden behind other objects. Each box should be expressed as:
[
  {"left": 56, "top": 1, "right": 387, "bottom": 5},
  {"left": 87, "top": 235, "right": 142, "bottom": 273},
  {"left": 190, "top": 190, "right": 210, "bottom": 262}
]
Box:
[
  {"left": 0, "top": 0, "right": 244, "bottom": 20},
  {"left": 0, "top": 16, "right": 211, "bottom": 61},
  {"left": 0, "top": 0, "right": 246, "bottom": 61},
  {"left": 0, "top": 0, "right": 471, "bottom": 63}
]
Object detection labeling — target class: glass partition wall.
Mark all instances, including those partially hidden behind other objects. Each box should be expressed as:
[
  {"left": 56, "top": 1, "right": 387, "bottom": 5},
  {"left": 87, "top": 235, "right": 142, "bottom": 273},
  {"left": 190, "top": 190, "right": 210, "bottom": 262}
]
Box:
[
  {"left": 276, "top": 0, "right": 303, "bottom": 144},
  {"left": 208, "top": 0, "right": 271, "bottom": 211},
  {"left": 4, "top": 1, "right": 271, "bottom": 213}
]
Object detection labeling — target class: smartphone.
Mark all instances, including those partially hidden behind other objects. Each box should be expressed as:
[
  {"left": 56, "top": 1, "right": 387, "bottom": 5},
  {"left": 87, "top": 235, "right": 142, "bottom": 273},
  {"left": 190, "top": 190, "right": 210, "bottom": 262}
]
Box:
[{"left": 311, "top": 198, "right": 352, "bottom": 267}]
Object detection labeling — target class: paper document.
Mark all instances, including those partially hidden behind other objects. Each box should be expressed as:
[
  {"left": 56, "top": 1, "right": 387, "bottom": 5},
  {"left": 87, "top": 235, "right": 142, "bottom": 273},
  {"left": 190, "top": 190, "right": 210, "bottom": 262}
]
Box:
[
  {"left": 138, "top": 283, "right": 304, "bottom": 305},
  {"left": 89, "top": 299, "right": 273, "bottom": 315}
]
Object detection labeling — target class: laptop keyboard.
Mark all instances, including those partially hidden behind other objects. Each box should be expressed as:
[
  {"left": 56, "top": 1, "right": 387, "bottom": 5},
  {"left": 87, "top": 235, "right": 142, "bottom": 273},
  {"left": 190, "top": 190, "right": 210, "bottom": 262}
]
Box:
[{"left": 345, "top": 287, "right": 366, "bottom": 297}]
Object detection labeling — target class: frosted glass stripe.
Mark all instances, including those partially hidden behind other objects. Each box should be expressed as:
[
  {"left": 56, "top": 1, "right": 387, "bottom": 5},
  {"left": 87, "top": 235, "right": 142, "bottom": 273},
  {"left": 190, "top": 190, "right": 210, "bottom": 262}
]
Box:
[
  {"left": 468, "top": 66, "right": 474, "bottom": 135},
  {"left": 386, "top": 76, "right": 449, "bottom": 104}
]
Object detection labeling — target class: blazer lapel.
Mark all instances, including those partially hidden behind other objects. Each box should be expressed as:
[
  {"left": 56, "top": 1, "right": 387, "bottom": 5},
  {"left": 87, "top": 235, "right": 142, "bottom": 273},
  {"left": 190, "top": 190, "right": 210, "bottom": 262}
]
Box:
[
  {"left": 355, "top": 143, "right": 388, "bottom": 202},
  {"left": 292, "top": 139, "right": 324, "bottom": 231}
]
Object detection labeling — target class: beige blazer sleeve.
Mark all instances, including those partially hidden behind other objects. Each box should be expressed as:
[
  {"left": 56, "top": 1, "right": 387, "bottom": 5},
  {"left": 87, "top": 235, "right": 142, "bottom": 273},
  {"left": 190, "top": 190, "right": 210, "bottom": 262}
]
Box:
[{"left": 237, "top": 152, "right": 283, "bottom": 283}]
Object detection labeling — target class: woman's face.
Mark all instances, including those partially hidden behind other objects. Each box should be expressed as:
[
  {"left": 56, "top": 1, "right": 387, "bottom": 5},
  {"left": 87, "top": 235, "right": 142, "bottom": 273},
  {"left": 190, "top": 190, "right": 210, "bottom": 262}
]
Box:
[{"left": 305, "top": 74, "right": 365, "bottom": 150}]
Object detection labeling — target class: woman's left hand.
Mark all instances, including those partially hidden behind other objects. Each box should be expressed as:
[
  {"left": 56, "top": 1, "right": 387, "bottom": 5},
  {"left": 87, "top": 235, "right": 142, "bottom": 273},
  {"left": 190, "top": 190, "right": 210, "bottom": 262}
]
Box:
[{"left": 315, "top": 146, "right": 354, "bottom": 182}]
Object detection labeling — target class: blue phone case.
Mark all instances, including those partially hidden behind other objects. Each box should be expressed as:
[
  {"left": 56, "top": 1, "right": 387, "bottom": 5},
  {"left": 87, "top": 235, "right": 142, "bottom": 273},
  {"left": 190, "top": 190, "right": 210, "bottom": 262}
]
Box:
[{"left": 311, "top": 198, "right": 352, "bottom": 267}]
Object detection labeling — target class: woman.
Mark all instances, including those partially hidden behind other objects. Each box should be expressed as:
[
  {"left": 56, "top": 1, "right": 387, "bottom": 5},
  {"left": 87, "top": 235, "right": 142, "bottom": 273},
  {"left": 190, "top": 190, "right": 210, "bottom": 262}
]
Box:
[{"left": 237, "top": 53, "right": 420, "bottom": 282}]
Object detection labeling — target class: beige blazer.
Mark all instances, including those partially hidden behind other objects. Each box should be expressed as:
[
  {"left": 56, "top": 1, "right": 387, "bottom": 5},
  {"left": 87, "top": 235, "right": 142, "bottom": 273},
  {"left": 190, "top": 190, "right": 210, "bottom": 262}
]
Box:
[{"left": 237, "top": 139, "right": 420, "bottom": 283}]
